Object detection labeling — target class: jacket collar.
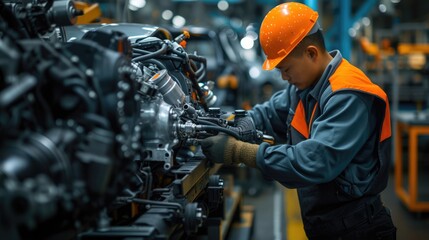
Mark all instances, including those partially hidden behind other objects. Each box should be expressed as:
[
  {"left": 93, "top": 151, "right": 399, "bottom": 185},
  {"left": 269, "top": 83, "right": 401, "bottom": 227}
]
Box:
[{"left": 298, "top": 50, "right": 343, "bottom": 102}]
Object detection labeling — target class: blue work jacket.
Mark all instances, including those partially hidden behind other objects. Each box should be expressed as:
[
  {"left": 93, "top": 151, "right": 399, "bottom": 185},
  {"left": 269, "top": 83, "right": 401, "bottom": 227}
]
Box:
[{"left": 249, "top": 50, "right": 391, "bottom": 234}]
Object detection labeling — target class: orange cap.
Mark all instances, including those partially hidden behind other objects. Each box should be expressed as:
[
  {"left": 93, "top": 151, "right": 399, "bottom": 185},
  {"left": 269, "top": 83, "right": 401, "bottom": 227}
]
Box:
[{"left": 260, "top": 2, "right": 319, "bottom": 70}]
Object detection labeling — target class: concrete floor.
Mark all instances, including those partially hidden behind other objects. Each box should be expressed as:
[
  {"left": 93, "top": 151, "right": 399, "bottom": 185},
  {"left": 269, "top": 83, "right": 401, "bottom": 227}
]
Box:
[
  {"left": 242, "top": 171, "right": 429, "bottom": 240},
  {"left": 383, "top": 172, "right": 429, "bottom": 240}
]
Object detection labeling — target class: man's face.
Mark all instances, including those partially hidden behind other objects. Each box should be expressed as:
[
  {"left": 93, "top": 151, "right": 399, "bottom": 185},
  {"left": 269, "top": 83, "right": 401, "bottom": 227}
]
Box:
[{"left": 275, "top": 48, "right": 318, "bottom": 90}]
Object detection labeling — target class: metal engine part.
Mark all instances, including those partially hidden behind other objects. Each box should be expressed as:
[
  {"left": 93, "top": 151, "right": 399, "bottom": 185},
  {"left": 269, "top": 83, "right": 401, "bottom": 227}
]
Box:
[
  {"left": 0, "top": 1, "right": 270, "bottom": 239},
  {"left": 148, "top": 69, "right": 186, "bottom": 107},
  {"left": 139, "top": 93, "right": 179, "bottom": 170}
]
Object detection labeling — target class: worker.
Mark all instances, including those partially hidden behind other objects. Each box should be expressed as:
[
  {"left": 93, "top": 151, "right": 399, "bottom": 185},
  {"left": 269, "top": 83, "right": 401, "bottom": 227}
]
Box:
[{"left": 201, "top": 2, "right": 396, "bottom": 239}]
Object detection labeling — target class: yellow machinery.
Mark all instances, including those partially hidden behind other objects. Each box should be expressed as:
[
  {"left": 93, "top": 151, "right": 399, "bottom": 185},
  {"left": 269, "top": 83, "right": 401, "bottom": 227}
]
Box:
[{"left": 74, "top": 1, "right": 113, "bottom": 24}]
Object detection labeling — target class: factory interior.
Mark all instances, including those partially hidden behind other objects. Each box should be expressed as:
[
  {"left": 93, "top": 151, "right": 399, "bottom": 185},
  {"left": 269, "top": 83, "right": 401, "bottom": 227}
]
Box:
[{"left": 1, "top": 0, "right": 429, "bottom": 239}]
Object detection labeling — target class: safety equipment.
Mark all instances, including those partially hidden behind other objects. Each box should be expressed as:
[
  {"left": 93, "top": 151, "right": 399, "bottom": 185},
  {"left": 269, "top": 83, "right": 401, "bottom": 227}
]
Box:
[
  {"left": 229, "top": 109, "right": 259, "bottom": 143},
  {"left": 260, "top": 2, "right": 319, "bottom": 70},
  {"left": 200, "top": 134, "right": 259, "bottom": 168}
]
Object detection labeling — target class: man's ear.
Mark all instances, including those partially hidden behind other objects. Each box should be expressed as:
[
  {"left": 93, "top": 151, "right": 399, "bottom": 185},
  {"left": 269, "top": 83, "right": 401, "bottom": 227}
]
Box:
[{"left": 306, "top": 45, "right": 318, "bottom": 60}]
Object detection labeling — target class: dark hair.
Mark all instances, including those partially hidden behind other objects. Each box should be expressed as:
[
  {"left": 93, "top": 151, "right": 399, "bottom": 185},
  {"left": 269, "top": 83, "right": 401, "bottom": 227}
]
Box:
[{"left": 290, "top": 29, "right": 326, "bottom": 56}]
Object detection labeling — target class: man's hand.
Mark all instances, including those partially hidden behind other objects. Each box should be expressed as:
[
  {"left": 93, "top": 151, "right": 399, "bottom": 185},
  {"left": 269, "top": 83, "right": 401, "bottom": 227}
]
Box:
[
  {"left": 200, "top": 133, "right": 259, "bottom": 168},
  {"left": 200, "top": 133, "right": 231, "bottom": 164},
  {"left": 234, "top": 116, "right": 258, "bottom": 141}
]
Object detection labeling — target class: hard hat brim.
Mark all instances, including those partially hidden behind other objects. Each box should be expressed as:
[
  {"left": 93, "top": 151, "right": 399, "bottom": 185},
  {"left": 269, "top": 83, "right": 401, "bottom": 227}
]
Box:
[{"left": 262, "top": 55, "right": 286, "bottom": 71}]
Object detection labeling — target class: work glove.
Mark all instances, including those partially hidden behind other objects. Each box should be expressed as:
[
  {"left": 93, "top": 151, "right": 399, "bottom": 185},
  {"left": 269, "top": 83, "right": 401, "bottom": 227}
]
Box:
[
  {"left": 200, "top": 133, "right": 259, "bottom": 168},
  {"left": 232, "top": 115, "right": 259, "bottom": 143}
]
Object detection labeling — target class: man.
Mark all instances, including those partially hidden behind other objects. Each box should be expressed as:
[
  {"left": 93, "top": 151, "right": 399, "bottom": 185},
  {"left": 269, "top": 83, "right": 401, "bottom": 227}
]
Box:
[{"left": 201, "top": 2, "right": 396, "bottom": 239}]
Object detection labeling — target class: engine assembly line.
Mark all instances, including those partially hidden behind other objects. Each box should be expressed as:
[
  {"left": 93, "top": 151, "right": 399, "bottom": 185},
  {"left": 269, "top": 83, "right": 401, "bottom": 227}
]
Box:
[
  {"left": 0, "top": 1, "right": 267, "bottom": 239},
  {"left": 2, "top": 0, "right": 429, "bottom": 240}
]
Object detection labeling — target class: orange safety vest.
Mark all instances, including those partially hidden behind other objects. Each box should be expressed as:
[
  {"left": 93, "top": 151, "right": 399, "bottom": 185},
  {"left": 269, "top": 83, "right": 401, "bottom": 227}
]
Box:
[{"left": 290, "top": 58, "right": 391, "bottom": 142}]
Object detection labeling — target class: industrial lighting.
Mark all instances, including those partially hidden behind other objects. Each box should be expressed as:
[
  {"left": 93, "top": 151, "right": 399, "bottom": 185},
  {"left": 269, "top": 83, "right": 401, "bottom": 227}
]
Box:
[
  {"left": 246, "top": 31, "right": 258, "bottom": 40},
  {"left": 128, "top": 5, "right": 138, "bottom": 11},
  {"left": 378, "top": 4, "right": 387, "bottom": 13},
  {"left": 249, "top": 66, "right": 261, "bottom": 79},
  {"left": 172, "top": 15, "right": 186, "bottom": 27},
  {"left": 391, "top": 0, "right": 401, "bottom": 3},
  {"left": 408, "top": 53, "right": 426, "bottom": 70},
  {"left": 129, "top": 0, "right": 146, "bottom": 11},
  {"left": 353, "top": 22, "right": 361, "bottom": 30},
  {"left": 362, "top": 17, "right": 371, "bottom": 27},
  {"left": 348, "top": 28, "right": 357, "bottom": 37},
  {"left": 218, "top": 0, "right": 229, "bottom": 11},
  {"left": 240, "top": 36, "right": 254, "bottom": 49},
  {"left": 162, "top": 10, "right": 173, "bottom": 20}
]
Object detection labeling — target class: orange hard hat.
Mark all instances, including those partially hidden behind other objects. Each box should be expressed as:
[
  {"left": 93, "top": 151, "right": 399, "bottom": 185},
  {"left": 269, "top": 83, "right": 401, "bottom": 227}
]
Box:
[{"left": 260, "top": 2, "right": 319, "bottom": 70}]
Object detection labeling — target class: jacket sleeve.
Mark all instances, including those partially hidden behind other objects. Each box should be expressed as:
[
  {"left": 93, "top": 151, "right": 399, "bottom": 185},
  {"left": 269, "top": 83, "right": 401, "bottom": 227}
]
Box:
[
  {"left": 256, "top": 91, "right": 376, "bottom": 188},
  {"left": 248, "top": 84, "right": 294, "bottom": 143}
]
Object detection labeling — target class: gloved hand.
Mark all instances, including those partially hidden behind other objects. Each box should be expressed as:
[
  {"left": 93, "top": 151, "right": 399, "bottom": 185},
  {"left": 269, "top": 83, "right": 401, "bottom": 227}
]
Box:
[
  {"left": 200, "top": 133, "right": 259, "bottom": 168},
  {"left": 233, "top": 115, "right": 258, "bottom": 143}
]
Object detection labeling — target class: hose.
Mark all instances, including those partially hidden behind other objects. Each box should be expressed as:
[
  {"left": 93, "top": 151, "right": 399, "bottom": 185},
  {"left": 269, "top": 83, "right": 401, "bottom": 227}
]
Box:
[
  {"left": 183, "top": 61, "right": 208, "bottom": 111},
  {"left": 196, "top": 119, "right": 218, "bottom": 126},
  {"left": 141, "top": 59, "right": 167, "bottom": 70},
  {"left": 132, "top": 43, "right": 168, "bottom": 62},
  {"left": 170, "top": 47, "right": 187, "bottom": 58},
  {"left": 189, "top": 59, "right": 206, "bottom": 82},
  {"left": 197, "top": 125, "right": 240, "bottom": 139},
  {"left": 133, "top": 48, "right": 186, "bottom": 65},
  {"left": 189, "top": 54, "right": 207, "bottom": 79}
]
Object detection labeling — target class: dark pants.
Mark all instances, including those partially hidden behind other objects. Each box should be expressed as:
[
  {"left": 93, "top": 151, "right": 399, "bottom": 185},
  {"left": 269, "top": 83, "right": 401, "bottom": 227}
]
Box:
[{"left": 308, "top": 200, "right": 396, "bottom": 240}]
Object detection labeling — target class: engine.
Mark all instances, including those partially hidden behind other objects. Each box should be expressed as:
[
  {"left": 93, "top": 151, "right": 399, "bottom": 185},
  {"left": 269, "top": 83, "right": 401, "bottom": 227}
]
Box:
[{"left": 0, "top": 0, "right": 268, "bottom": 239}]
